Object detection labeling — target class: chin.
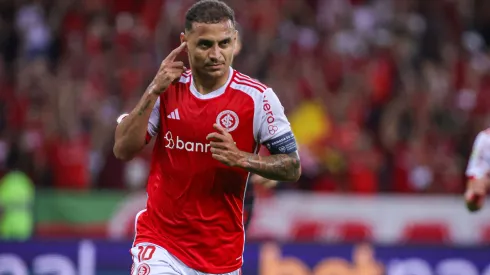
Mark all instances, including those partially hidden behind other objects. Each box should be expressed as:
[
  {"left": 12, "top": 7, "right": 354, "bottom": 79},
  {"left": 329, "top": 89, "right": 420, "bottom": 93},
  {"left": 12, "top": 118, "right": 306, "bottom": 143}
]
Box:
[{"left": 204, "top": 68, "right": 227, "bottom": 78}]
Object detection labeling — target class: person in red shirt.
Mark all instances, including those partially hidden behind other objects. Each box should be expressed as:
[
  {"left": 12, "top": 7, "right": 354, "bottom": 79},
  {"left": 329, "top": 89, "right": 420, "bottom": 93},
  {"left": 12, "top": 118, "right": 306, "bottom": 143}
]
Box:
[
  {"left": 464, "top": 129, "right": 490, "bottom": 212},
  {"left": 113, "top": 1, "right": 301, "bottom": 274}
]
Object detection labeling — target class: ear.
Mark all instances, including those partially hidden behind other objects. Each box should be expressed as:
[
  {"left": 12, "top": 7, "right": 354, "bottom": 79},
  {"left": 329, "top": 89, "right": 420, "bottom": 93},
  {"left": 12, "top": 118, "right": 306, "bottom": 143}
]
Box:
[
  {"left": 233, "top": 30, "right": 242, "bottom": 56},
  {"left": 180, "top": 32, "right": 187, "bottom": 51},
  {"left": 234, "top": 30, "right": 239, "bottom": 42}
]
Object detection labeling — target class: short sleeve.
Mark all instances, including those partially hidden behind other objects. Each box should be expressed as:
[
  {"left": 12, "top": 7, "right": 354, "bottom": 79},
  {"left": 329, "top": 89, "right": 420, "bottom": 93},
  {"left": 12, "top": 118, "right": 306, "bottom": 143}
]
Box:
[
  {"left": 466, "top": 131, "right": 490, "bottom": 180},
  {"left": 147, "top": 97, "right": 161, "bottom": 138},
  {"left": 257, "top": 88, "right": 298, "bottom": 154},
  {"left": 116, "top": 97, "right": 161, "bottom": 144}
]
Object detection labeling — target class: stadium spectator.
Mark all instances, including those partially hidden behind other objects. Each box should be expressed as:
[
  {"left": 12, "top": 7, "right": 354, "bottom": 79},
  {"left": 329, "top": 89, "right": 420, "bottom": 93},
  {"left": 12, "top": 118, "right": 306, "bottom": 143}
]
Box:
[{"left": 0, "top": 0, "right": 489, "bottom": 195}]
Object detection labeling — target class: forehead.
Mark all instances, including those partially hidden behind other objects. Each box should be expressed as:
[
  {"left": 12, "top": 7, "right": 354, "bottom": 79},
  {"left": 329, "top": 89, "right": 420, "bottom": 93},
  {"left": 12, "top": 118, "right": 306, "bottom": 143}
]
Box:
[{"left": 187, "top": 20, "right": 235, "bottom": 41}]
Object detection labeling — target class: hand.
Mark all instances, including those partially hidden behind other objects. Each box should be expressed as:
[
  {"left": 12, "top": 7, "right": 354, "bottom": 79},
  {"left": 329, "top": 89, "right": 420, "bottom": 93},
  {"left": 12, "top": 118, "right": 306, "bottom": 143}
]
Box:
[
  {"left": 150, "top": 42, "right": 187, "bottom": 95},
  {"left": 465, "top": 178, "right": 488, "bottom": 212},
  {"left": 206, "top": 124, "right": 246, "bottom": 167},
  {"left": 250, "top": 174, "right": 278, "bottom": 188}
]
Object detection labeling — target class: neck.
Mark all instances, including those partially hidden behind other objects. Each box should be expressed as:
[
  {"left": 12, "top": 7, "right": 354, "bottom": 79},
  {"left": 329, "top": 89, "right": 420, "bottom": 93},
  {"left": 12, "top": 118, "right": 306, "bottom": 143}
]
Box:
[{"left": 192, "top": 67, "right": 230, "bottom": 95}]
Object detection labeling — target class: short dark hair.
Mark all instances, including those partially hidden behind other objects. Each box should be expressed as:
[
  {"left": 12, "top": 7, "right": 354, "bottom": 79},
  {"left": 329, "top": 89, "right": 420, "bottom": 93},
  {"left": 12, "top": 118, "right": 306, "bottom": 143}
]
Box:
[{"left": 185, "top": 0, "right": 235, "bottom": 31}]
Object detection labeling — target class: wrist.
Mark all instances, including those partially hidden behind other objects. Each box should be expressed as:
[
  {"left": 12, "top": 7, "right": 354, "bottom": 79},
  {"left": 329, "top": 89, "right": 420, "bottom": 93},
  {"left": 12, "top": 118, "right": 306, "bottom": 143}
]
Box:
[
  {"left": 235, "top": 151, "right": 251, "bottom": 169},
  {"left": 147, "top": 81, "right": 167, "bottom": 96},
  {"left": 147, "top": 86, "right": 162, "bottom": 98}
]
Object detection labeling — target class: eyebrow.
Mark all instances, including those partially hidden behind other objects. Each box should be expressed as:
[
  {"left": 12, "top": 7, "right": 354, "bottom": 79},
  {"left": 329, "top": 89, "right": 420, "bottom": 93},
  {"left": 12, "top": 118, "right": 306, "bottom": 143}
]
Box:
[{"left": 197, "top": 37, "right": 233, "bottom": 44}]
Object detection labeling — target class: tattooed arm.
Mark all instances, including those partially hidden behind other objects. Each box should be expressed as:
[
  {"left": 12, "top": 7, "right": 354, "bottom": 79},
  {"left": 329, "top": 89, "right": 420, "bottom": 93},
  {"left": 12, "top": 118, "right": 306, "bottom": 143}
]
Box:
[
  {"left": 240, "top": 87, "right": 301, "bottom": 182},
  {"left": 206, "top": 87, "right": 301, "bottom": 181},
  {"left": 113, "top": 42, "right": 186, "bottom": 160},
  {"left": 241, "top": 151, "right": 301, "bottom": 182},
  {"left": 244, "top": 87, "right": 301, "bottom": 182},
  {"left": 113, "top": 88, "right": 160, "bottom": 161},
  {"left": 207, "top": 124, "right": 301, "bottom": 182}
]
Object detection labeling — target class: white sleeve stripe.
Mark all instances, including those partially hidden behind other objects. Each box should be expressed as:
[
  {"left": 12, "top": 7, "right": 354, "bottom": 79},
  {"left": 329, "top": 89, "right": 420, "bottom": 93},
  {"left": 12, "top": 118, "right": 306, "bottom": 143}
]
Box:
[
  {"left": 235, "top": 71, "right": 266, "bottom": 86},
  {"left": 234, "top": 79, "right": 266, "bottom": 93},
  {"left": 235, "top": 73, "right": 267, "bottom": 90},
  {"left": 179, "top": 76, "right": 191, "bottom": 83}
]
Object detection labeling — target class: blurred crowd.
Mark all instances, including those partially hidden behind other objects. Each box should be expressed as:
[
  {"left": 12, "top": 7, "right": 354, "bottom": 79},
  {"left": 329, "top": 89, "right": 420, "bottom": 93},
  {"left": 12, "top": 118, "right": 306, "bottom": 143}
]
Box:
[{"left": 1, "top": 0, "right": 490, "bottom": 194}]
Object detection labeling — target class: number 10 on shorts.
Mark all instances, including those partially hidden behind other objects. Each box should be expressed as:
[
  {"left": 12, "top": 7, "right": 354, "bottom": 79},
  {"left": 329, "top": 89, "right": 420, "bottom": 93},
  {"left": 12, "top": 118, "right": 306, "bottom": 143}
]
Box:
[{"left": 137, "top": 245, "right": 156, "bottom": 262}]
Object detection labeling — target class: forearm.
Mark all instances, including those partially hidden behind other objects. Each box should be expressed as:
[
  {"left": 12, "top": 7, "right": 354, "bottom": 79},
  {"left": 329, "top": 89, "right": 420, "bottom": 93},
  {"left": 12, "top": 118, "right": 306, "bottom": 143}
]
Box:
[
  {"left": 465, "top": 177, "right": 489, "bottom": 212},
  {"left": 467, "top": 177, "right": 490, "bottom": 190},
  {"left": 240, "top": 152, "right": 301, "bottom": 182},
  {"left": 114, "top": 88, "right": 159, "bottom": 160}
]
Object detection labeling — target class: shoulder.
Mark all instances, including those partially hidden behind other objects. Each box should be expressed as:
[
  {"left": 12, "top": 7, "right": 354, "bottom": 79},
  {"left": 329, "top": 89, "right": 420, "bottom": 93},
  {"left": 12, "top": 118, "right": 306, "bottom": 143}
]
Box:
[
  {"left": 179, "top": 69, "right": 192, "bottom": 84},
  {"left": 164, "top": 70, "right": 191, "bottom": 96},
  {"left": 483, "top": 128, "right": 490, "bottom": 136},
  {"left": 473, "top": 129, "right": 490, "bottom": 149},
  {"left": 168, "top": 70, "right": 191, "bottom": 89},
  {"left": 477, "top": 128, "right": 490, "bottom": 140},
  {"left": 160, "top": 71, "right": 191, "bottom": 103},
  {"left": 230, "top": 70, "right": 269, "bottom": 98}
]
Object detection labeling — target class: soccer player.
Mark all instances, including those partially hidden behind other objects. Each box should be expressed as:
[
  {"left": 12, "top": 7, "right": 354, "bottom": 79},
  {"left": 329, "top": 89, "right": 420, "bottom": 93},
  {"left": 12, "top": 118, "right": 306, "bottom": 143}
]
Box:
[
  {"left": 113, "top": 1, "right": 301, "bottom": 274},
  {"left": 465, "top": 129, "right": 490, "bottom": 212}
]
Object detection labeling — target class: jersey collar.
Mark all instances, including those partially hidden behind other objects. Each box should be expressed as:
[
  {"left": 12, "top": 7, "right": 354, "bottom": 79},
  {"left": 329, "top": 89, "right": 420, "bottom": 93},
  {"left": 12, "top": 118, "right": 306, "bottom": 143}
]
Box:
[{"left": 189, "top": 67, "right": 233, "bottom": 100}]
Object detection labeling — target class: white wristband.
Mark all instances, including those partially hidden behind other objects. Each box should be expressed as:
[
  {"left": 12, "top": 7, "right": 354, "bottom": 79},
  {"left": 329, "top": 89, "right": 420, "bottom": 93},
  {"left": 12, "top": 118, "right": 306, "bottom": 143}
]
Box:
[{"left": 116, "top": 114, "right": 129, "bottom": 124}]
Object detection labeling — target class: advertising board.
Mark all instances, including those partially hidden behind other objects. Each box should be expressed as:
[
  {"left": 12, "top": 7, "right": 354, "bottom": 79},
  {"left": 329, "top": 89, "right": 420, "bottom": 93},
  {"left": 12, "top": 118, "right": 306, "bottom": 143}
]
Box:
[{"left": 1, "top": 240, "right": 490, "bottom": 275}]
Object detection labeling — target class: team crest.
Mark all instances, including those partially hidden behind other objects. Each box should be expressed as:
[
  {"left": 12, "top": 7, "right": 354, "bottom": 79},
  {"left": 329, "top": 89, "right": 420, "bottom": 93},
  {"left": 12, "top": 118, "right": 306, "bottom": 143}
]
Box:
[
  {"left": 216, "top": 110, "right": 239, "bottom": 132},
  {"left": 137, "top": 263, "right": 150, "bottom": 275}
]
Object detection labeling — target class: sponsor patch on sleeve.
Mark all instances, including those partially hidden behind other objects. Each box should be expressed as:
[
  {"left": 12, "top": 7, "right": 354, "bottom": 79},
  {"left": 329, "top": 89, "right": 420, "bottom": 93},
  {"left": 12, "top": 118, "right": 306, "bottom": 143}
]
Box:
[{"left": 262, "top": 131, "right": 297, "bottom": 154}]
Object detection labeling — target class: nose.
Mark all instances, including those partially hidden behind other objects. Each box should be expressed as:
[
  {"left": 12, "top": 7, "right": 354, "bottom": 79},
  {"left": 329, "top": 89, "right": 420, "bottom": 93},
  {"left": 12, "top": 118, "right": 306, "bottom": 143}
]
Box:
[{"left": 209, "top": 45, "right": 220, "bottom": 61}]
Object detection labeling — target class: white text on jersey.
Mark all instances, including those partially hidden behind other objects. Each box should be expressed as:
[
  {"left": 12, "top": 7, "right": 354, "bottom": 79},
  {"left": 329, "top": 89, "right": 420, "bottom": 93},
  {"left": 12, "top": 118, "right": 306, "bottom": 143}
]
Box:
[{"left": 164, "top": 131, "right": 210, "bottom": 153}]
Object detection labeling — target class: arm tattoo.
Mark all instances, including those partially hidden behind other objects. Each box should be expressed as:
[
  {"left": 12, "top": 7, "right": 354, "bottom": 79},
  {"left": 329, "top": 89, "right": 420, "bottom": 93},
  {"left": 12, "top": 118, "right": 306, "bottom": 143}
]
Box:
[
  {"left": 243, "top": 151, "right": 301, "bottom": 182},
  {"left": 138, "top": 100, "right": 151, "bottom": 116}
]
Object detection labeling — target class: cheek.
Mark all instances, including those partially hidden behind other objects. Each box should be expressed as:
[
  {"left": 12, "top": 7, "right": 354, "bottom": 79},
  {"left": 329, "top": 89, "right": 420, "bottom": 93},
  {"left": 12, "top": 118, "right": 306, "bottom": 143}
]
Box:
[
  {"left": 190, "top": 52, "right": 204, "bottom": 63},
  {"left": 197, "top": 52, "right": 209, "bottom": 62},
  {"left": 223, "top": 49, "right": 234, "bottom": 60}
]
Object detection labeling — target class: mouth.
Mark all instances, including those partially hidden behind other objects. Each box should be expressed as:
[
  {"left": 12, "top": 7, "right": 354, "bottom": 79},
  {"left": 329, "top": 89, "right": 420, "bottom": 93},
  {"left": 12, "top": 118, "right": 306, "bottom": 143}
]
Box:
[{"left": 205, "top": 63, "right": 225, "bottom": 70}]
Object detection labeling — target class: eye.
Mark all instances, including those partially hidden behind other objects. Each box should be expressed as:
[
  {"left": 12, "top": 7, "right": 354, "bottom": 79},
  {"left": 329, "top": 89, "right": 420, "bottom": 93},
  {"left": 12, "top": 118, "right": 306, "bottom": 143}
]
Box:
[
  {"left": 219, "top": 39, "right": 231, "bottom": 48},
  {"left": 198, "top": 41, "right": 212, "bottom": 49}
]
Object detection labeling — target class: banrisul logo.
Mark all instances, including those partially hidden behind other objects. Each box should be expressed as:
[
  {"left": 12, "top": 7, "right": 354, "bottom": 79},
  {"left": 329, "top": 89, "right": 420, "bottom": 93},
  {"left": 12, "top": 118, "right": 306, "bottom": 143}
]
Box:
[{"left": 164, "top": 131, "right": 210, "bottom": 153}]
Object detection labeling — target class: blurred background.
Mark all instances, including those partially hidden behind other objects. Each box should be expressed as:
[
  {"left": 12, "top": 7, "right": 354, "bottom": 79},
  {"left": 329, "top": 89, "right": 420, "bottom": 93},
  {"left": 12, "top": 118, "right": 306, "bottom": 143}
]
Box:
[{"left": 1, "top": 0, "right": 490, "bottom": 274}]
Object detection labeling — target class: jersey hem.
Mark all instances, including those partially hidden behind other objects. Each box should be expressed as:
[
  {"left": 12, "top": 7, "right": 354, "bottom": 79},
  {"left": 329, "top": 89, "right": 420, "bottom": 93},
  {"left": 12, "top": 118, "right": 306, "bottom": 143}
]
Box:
[{"left": 133, "top": 236, "right": 243, "bottom": 274}]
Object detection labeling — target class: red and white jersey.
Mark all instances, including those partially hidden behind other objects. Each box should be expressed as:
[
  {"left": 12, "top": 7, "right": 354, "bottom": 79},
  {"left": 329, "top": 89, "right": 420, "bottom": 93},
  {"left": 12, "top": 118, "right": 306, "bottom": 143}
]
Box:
[
  {"left": 466, "top": 129, "right": 490, "bottom": 180},
  {"left": 130, "top": 67, "right": 297, "bottom": 273}
]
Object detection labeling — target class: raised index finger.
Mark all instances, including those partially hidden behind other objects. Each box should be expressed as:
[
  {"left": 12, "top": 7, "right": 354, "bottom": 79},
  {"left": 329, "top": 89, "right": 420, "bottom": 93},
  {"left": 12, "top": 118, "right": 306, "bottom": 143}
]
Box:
[
  {"left": 165, "top": 42, "right": 187, "bottom": 62},
  {"left": 213, "top": 123, "right": 229, "bottom": 135}
]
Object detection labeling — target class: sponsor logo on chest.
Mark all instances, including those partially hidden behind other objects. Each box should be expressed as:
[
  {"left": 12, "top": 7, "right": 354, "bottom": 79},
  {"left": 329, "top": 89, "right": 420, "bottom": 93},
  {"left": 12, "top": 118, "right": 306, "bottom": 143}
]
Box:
[
  {"left": 163, "top": 109, "right": 241, "bottom": 153},
  {"left": 164, "top": 131, "right": 210, "bottom": 153}
]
